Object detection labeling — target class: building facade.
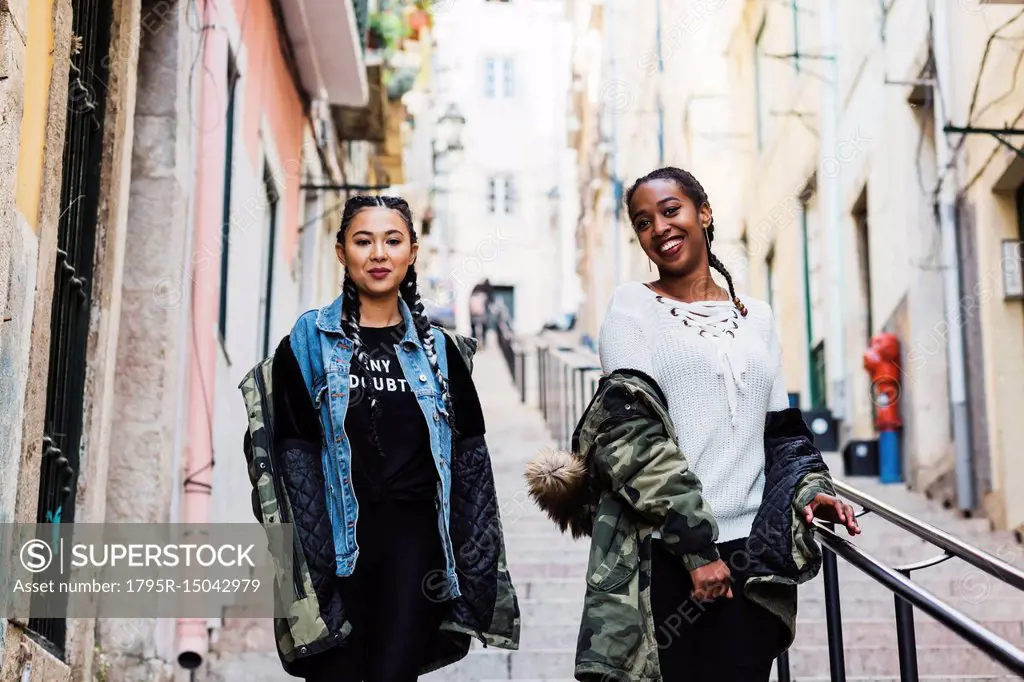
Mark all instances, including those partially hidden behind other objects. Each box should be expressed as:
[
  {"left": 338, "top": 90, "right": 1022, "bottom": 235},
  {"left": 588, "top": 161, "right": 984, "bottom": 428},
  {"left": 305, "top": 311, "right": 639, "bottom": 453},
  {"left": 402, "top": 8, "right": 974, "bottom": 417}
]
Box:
[
  {"left": 0, "top": 0, "right": 432, "bottom": 680},
  {"left": 430, "top": 0, "right": 579, "bottom": 339},
  {"left": 569, "top": 0, "right": 1024, "bottom": 537}
]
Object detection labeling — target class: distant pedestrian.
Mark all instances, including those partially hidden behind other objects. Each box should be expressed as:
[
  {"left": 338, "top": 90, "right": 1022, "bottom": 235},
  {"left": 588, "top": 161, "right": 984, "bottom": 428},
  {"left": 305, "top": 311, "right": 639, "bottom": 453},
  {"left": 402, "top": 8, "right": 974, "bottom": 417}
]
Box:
[
  {"left": 239, "top": 195, "right": 520, "bottom": 681},
  {"left": 525, "top": 167, "right": 860, "bottom": 682},
  {"left": 469, "top": 282, "right": 490, "bottom": 348}
]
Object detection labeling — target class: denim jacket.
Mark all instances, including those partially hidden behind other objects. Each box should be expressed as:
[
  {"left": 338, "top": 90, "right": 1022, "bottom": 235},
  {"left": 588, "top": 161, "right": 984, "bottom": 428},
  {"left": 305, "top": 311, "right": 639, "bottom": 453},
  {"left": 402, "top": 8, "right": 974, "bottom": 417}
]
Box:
[{"left": 288, "top": 292, "right": 460, "bottom": 598}]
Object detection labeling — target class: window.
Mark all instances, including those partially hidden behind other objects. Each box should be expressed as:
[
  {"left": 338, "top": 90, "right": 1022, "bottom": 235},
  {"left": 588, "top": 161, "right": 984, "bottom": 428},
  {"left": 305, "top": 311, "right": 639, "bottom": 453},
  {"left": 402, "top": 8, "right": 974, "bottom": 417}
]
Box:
[
  {"left": 486, "top": 177, "right": 497, "bottom": 213},
  {"left": 218, "top": 50, "right": 241, "bottom": 340},
  {"left": 753, "top": 18, "right": 767, "bottom": 152},
  {"left": 810, "top": 340, "right": 827, "bottom": 409},
  {"left": 484, "top": 57, "right": 515, "bottom": 99},
  {"left": 258, "top": 165, "right": 280, "bottom": 358},
  {"left": 484, "top": 58, "right": 496, "bottom": 98},
  {"left": 487, "top": 175, "right": 516, "bottom": 215},
  {"left": 298, "top": 186, "right": 320, "bottom": 311},
  {"left": 503, "top": 175, "right": 517, "bottom": 214},
  {"left": 852, "top": 190, "right": 872, "bottom": 342},
  {"left": 1016, "top": 181, "right": 1024, "bottom": 239},
  {"left": 502, "top": 58, "right": 515, "bottom": 97}
]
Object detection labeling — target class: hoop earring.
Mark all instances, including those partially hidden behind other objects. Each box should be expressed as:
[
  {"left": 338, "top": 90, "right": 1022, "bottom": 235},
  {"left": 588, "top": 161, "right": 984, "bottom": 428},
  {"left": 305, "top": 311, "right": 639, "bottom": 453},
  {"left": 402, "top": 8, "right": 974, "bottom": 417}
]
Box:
[
  {"left": 648, "top": 257, "right": 653, "bottom": 272},
  {"left": 704, "top": 228, "right": 712, "bottom": 252}
]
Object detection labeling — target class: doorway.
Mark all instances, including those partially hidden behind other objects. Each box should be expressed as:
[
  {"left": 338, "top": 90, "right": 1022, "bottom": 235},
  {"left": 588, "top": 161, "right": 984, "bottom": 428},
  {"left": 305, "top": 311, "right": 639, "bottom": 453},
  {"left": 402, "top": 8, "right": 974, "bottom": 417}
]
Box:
[
  {"left": 491, "top": 284, "right": 515, "bottom": 322},
  {"left": 852, "top": 188, "right": 873, "bottom": 342}
]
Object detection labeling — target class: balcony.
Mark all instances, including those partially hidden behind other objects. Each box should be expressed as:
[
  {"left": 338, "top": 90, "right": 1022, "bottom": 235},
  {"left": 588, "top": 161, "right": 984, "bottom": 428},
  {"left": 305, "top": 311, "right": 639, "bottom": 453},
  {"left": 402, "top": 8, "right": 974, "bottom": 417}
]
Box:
[
  {"left": 332, "top": 64, "right": 387, "bottom": 142},
  {"left": 275, "top": 0, "right": 369, "bottom": 106}
]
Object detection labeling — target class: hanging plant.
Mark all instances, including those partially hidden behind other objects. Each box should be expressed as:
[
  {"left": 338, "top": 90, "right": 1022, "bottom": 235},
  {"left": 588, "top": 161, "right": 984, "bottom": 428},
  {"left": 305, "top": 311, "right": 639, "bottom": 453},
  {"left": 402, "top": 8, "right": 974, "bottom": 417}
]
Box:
[
  {"left": 404, "top": 5, "right": 431, "bottom": 40},
  {"left": 367, "top": 10, "right": 408, "bottom": 57},
  {"left": 386, "top": 66, "right": 419, "bottom": 100}
]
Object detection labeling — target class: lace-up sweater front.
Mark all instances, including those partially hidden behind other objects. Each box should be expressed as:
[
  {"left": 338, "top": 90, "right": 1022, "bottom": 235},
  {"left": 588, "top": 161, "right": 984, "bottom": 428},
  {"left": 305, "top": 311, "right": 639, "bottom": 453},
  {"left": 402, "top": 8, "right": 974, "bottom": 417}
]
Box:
[{"left": 598, "top": 281, "right": 790, "bottom": 543}]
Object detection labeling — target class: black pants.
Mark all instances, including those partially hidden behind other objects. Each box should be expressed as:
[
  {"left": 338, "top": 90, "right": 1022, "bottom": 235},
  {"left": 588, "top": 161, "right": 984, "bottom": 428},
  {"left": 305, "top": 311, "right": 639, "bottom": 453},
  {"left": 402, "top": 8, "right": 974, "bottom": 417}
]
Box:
[
  {"left": 651, "top": 537, "right": 786, "bottom": 682},
  {"left": 304, "top": 500, "right": 446, "bottom": 682},
  {"left": 471, "top": 317, "right": 487, "bottom": 347}
]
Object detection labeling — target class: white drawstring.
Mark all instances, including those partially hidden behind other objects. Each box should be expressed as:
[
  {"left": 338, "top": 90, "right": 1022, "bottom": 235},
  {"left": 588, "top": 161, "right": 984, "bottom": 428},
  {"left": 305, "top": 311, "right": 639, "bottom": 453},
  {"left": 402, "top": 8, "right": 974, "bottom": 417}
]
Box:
[{"left": 655, "top": 299, "right": 748, "bottom": 426}]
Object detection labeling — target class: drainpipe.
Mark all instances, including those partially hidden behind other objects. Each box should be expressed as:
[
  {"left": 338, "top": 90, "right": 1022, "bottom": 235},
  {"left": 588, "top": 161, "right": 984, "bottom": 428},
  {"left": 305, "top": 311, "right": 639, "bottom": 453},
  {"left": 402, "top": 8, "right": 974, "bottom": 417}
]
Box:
[
  {"left": 176, "top": 0, "right": 222, "bottom": 667},
  {"left": 819, "top": 0, "right": 848, "bottom": 425},
  {"left": 930, "top": 2, "right": 975, "bottom": 511},
  {"left": 164, "top": 0, "right": 205, "bottom": 664}
]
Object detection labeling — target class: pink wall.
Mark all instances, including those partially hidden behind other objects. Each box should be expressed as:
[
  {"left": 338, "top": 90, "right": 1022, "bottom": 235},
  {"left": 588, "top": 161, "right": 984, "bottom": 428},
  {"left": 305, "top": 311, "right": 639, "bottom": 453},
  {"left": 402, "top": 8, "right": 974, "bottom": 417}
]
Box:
[
  {"left": 179, "top": 0, "right": 307, "bottom": 661},
  {"left": 179, "top": 0, "right": 227, "bottom": 659},
  {"left": 185, "top": 0, "right": 308, "bottom": 517},
  {"left": 234, "top": 0, "right": 305, "bottom": 263}
]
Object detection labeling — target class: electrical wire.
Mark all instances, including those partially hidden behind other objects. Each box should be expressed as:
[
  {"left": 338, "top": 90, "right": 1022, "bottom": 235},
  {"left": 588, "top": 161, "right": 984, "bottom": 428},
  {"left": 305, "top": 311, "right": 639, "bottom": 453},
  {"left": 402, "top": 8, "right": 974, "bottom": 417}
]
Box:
[
  {"left": 964, "top": 8, "right": 1024, "bottom": 132},
  {"left": 927, "top": 4, "right": 1024, "bottom": 201},
  {"left": 971, "top": 33, "right": 1024, "bottom": 123}
]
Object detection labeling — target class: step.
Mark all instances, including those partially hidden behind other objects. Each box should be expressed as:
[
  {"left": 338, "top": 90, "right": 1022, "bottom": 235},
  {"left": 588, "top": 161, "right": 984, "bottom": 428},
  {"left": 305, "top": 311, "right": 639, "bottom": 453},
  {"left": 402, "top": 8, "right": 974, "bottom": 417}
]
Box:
[
  {"left": 784, "top": 644, "right": 1020, "bottom": 677},
  {"left": 421, "top": 646, "right": 1023, "bottom": 680},
  {"left": 515, "top": 575, "right": 1024, "bottom": 604},
  {"left": 420, "top": 649, "right": 575, "bottom": 680},
  {"left": 516, "top": 618, "right": 1024, "bottom": 651},
  {"left": 513, "top": 593, "right": 1024, "bottom": 626}
]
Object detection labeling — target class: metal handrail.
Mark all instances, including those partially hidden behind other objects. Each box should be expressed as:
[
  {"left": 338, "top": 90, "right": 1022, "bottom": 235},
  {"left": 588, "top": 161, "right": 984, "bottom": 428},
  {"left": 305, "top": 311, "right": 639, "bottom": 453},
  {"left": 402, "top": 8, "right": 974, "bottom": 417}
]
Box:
[
  {"left": 833, "top": 479, "right": 1024, "bottom": 592},
  {"left": 815, "top": 522, "right": 1024, "bottom": 678},
  {"left": 532, "top": 343, "right": 1024, "bottom": 682},
  {"left": 492, "top": 302, "right": 527, "bottom": 403}
]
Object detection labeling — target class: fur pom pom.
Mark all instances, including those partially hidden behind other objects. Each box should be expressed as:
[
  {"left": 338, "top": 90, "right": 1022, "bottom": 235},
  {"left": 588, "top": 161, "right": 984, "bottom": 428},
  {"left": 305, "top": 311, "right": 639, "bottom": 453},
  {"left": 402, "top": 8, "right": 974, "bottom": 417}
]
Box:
[{"left": 524, "top": 447, "right": 592, "bottom": 539}]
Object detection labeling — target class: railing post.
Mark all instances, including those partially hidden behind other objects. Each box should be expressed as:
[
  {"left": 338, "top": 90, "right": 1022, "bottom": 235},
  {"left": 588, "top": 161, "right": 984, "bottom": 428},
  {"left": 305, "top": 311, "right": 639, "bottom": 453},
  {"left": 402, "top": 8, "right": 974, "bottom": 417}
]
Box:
[
  {"left": 562, "top": 360, "right": 571, "bottom": 450},
  {"left": 570, "top": 366, "right": 579, "bottom": 442},
  {"left": 539, "top": 347, "right": 547, "bottom": 424},
  {"left": 776, "top": 650, "right": 792, "bottom": 682},
  {"left": 895, "top": 569, "right": 919, "bottom": 682},
  {"left": 822, "top": 522, "right": 847, "bottom": 682},
  {"left": 519, "top": 351, "right": 527, "bottom": 404}
]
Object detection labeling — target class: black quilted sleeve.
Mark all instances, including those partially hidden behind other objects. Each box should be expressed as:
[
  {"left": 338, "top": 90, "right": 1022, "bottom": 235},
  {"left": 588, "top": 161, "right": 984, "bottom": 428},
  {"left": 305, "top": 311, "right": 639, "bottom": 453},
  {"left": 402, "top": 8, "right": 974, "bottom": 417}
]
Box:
[{"left": 448, "top": 434, "right": 500, "bottom": 631}]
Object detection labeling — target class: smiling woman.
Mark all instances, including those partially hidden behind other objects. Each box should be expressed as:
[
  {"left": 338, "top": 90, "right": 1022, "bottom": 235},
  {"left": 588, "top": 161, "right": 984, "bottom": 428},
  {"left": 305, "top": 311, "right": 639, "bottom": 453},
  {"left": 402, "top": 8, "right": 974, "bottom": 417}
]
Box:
[
  {"left": 558, "top": 166, "right": 860, "bottom": 682},
  {"left": 239, "top": 194, "right": 520, "bottom": 680}
]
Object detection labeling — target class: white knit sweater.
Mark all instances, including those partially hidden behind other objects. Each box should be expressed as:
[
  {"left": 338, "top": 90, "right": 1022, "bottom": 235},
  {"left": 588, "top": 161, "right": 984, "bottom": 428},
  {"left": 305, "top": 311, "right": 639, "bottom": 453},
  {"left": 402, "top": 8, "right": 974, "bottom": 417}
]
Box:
[{"left": 598, "top": 281, "right": 790, "bottom": 543}]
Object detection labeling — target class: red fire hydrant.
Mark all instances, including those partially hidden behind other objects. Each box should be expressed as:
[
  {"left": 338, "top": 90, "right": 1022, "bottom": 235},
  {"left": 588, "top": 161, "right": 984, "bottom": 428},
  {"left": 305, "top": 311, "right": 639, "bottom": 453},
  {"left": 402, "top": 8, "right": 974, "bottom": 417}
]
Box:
[
  {"left": 863, "top": 332, "right": 903, "bottom": 483},
  {"left": 863, "top": 332, "right": 903, "bottom": 430}
]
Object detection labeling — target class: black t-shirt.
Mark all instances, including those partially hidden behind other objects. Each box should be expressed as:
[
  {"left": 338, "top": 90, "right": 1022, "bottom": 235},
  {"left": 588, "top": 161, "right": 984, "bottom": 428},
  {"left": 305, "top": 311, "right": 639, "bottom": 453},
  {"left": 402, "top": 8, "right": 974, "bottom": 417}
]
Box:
[{"left": 345, "top": 323, "right": 439, "bottom": 502}]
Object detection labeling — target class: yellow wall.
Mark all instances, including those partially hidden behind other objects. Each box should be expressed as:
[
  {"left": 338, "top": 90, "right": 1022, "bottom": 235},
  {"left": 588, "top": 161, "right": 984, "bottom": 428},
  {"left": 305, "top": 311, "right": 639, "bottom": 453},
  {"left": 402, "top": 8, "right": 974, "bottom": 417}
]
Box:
[{"left": 15, "top": 0, "right": 55, "bottom": 232}]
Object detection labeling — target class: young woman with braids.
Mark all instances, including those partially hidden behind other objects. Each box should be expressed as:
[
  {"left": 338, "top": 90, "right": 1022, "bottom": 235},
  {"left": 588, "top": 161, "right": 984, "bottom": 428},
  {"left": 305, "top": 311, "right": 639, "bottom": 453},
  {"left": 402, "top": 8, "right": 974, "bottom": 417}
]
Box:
[
  {"left": 523, "top": 167, "right": 857, "bottom": 681},
  {"left": 609, "top": 167, "right": 859, "bottom": 679},
  {"left": 245, "top": 195, "right": 520, "bottom": 681}
]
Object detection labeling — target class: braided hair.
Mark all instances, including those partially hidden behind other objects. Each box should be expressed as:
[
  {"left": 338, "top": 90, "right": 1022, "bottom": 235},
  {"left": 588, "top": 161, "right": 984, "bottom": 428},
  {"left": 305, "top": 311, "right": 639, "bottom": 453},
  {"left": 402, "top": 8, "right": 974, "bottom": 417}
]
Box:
[
  {"left": 336, "top": 195, "right": 457, "bottom": 457},
  {"left": 624, "top": 166, "right": 747, "bottom": 316}
]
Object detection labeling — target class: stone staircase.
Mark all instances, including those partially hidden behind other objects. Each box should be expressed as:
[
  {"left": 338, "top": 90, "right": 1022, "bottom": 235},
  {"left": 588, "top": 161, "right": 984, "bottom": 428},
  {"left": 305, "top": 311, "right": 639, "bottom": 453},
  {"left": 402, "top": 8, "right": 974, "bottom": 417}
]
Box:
[
  {"left": 427, "top": 350, "right": 1024, "bottom": 681},
  {"left": 203, "top": 347, "right": 1024, "bottom": 681},
  {"left": 773, "top": 455, "right": 1024, "bottom": 681}
]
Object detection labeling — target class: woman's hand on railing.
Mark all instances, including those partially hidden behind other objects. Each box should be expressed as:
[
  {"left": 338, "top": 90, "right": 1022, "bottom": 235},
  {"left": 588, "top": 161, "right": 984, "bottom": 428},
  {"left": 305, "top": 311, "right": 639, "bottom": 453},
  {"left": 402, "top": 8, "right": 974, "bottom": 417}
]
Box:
[{"left": 803, "top": 493, "right": 861, "bottom": 536}]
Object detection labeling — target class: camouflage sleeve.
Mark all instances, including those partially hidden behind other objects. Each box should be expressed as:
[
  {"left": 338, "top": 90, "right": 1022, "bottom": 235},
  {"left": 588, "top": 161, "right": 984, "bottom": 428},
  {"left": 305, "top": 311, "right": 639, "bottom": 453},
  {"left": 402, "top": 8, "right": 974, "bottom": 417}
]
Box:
[
  {"left": 793, "top": 470, "right": 838, "bottom": 512},
  {"left": 242, "top": 428, "right": 262, "bottom": 523},
  {"left": 587, "top": 383, "right": 721, "bottom": 572}
]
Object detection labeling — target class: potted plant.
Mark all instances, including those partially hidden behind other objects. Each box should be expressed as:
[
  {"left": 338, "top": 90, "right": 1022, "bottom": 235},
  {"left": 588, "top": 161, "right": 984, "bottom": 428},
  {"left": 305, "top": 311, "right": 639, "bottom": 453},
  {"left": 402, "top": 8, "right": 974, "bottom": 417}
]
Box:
[{"left": 366, "top": 10, "right": 407, "bottom": 55}]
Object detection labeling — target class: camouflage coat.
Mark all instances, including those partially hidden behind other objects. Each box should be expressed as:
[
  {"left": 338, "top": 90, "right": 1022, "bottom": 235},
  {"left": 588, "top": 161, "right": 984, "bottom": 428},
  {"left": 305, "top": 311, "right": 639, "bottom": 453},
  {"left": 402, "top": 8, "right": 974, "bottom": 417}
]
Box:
[
  {"left": 525, "top": 369, "right": 835, "bottom": 682},
  {"left": 241, "top": 326, "right": 520, "bottom": 677}
]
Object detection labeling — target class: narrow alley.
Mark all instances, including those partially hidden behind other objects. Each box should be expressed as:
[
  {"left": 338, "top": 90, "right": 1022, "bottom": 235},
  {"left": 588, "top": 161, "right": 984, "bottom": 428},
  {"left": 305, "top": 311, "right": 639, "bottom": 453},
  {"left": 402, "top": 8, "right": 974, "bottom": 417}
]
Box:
[{"left": 2, "top": 1, "right": 1024, "bottom": 680}]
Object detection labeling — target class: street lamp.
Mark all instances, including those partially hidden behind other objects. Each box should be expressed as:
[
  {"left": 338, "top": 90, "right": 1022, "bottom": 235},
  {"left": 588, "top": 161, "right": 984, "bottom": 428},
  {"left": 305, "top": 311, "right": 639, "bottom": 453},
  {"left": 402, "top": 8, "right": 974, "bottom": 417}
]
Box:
[{"left": 433, "top": 103, "right": 466, "bottom": 165}]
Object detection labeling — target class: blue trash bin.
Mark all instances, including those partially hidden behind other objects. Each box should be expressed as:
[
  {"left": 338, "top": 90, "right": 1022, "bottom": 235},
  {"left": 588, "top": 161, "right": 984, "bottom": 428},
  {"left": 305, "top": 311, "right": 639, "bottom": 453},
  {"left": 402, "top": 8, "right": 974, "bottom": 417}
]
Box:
[{"left": 878, "top": 429, "right": 902, "bottom": 484}]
